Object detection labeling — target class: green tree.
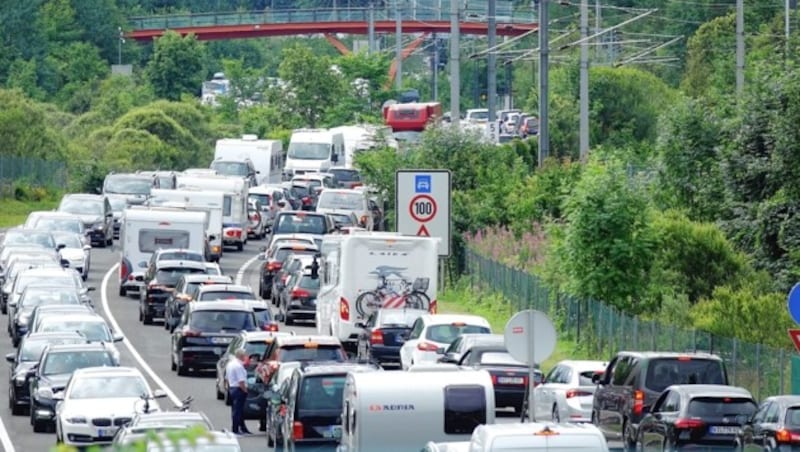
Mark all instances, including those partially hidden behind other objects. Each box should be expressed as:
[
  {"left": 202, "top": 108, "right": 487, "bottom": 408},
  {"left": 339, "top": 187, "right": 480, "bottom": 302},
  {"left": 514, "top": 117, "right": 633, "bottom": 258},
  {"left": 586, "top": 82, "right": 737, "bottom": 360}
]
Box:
[
  {"left": 5, "top": 59, "right": 45, "bottom": 100},
  {"left": 145, "top": 31, "right": 207, "bottom": 101},
  {"left": 681, "top": 13, "right": 736, "bottom": 101},
  {"left": 277, "top": 43, "right": 343, "bottom": 127},
  {"left": 0, "top": 89, "right": 68, "bottom": 160}
]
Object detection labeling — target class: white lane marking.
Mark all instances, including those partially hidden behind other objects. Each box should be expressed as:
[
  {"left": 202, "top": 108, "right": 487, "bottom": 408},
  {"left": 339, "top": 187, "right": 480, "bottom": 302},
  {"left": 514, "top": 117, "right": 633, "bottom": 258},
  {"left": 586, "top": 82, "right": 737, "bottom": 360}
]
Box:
[
  {"left": 101, "top": 264, "right": 182, "bottom": 407},
  {"left": 0, "top": 415, "right": 16, "bottom": 452},
  {"left": 235, "top": 254, "right": 261, "bottom": 285}
]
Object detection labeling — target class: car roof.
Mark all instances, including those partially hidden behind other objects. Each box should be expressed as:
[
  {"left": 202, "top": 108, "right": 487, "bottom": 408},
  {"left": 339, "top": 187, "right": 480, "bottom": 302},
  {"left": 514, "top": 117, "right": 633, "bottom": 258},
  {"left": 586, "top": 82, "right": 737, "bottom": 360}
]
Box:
[
  {"left": 421, "top": 314, "right": 492, "bottom": 327},
  {"left": 249, "top": 186, "right": 279, "bottom": 194},
  {"left": 41, "top": 313, "right": 105, "bottom": 323},
  {"left": 18, "top": 267, "right": 76, "bottom": 277},
  {"left": 61, "top": 194, "right": 105, "bottom": 201},
  {"left": 28, "top": 212, "right": 82, "bottom": 220},
  {"left": 188, "top": 300, "right": 253, "bottom": 312},
  {"left": 670, "top": 385, "right": 752, "bottom": 398},
  {"left": 33, "top": 305, "right": 91, "bottom": 313},
  {"left": 154, "top": 248, "right": 203, "bottom": 256},
  {"left": 241, "top": 331, "right": 292, "bottom": 342},
  {"left": 72, "top": 366, "right": 142, "bottom": 378},
  {"left": 145, "top": 431, "right": 238, "bottom": 450},
  {"left": 196, "top": 284, "right": 252, "bottom": 293},
  {"left": 298, "top": 362, "right": 380, "bottom": 377},
  {"left": 154, "top": 260, "right": 208, "bottom": 270},
  {"left": 180, "top": 274, "right": 232, "bottom": 283},
  {"left": 319, "top": 188, "right": 364, "bottom": 195},
  {"left": 615, "top": 351, "right": 723, "bottom": 361},
  {"left": 44, "top": 343, "right": 113, "bottom": 353},
  {"left": 132, "top": 411, "right": 208, "bottom": 423},
  {"left": 275, "top": 335, "right": 342, "bottom": 347},
  {"left": 23, "top": 332, "right": 85, "bottom": 341}
]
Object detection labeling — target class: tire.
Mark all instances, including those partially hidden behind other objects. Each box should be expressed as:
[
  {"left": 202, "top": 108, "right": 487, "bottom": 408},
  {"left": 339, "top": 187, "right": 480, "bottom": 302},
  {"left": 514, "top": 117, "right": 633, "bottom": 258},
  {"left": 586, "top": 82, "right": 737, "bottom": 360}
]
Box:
[
  {"left": 236, "top": 242, "right": 244, "bottom": 251},
  {"left": 106, "top": 236, "right": 113, "bottom": 247},
  {"left": 177, "top": 360, "right": 189, "bottom": 376},
  {"left": 1, "top": 302, "right": 7, "bottom": 315},
  {"left": 119, "top": 286, "right": 126, "bottom": 297},
  {"left": 224, "top": 385, "right": 231, "bottom": 406},
  {"left": 171, "top": 353, "right": 177, "bottom": 371},
  {"left": 143, "top": 312, "right": 153, "bottom": 325},
  {"left": 216, "top": 383, "right": 224, "bottom": 400},
  {"left": 623, "top": 419, "right": 637, "bottom": 452},
  {"left": 32, "top": 418, "right": 46, "bottom": 433},
  {"left": 267, "top": 428, "right": 275, "bottom": 447},
  {"left": 285, "top": 314, "right": 294, "bottom": 326}
]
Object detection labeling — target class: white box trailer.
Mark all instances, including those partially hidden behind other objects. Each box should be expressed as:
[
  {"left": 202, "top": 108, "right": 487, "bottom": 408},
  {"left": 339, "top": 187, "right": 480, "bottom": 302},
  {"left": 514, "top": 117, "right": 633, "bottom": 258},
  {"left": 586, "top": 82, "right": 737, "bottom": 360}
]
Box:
[
  {"left": 283, "top": 128, "right": 344, "bottom": 179},
  {"left": 316, "top": 233, "right": 439, "bottom": 351},
  {"left": 338, "top": 367, "right": 496, "bottom": 452},
  {"left": 175, "top": 174, "right": 249, "bottom": 251},
  {"left": 118, "top": 208, "right": 207, "bottom": 297},
  {"left": 149, "top": 188, "right": 225, "bottom": 262},
  {"left": 214, "top": 134, "right": 284, "bottom": 185}
]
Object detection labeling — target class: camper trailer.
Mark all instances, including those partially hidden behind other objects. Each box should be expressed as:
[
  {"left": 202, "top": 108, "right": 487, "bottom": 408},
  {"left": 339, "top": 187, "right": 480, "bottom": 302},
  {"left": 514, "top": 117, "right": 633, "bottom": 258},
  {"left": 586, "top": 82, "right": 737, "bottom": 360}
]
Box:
[
  {"left": 214, "top": 135, "right": 284, "bottom": 185},
  {"left": 148, "top": 188, "right": 225, "bottom": 262},
  {"left": 175, "top": 174, "right": 249, "bottom": 251}
]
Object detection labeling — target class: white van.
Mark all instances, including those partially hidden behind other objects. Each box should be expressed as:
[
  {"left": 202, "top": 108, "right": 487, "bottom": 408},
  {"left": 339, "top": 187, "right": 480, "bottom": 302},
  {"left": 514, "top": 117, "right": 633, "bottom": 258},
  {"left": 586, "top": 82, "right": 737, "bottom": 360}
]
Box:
[
  {"left": 283, "top": 129, "right": 344, "bottom": 178},
  {"left": 338, "top": 368, "right": 495, "bottom": 452},
  {"left": 424, "top": 423, "right": 610, "bottom": 452},
  {"left": 175, "top": 175, "right": 249, "bottom": 251},
  {"left": 214, "top": 135, "right": 284, "bottom": 185},
  {"left": 118, "top": 208, "right": 207, "bottom": 297},
  {"left": 148, "top": 189, "right": 225, "bottom": 262},
  {"left": 329, "top": 124, "right": 397, "bottom": 169},
  {"left": 316, "top": 233, "right": 439, "bottom": 351}
]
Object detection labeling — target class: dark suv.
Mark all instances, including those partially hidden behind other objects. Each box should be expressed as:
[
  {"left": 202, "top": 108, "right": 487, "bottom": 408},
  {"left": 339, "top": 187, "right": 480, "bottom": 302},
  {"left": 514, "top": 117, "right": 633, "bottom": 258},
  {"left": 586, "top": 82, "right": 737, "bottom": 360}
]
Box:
[
  {"left": 591, "top": 351, "right": 729, "bottom": 449},
  {"left": 139, "top": 260, "right": 207, "bottom": 325},
  {"left": 258, "top": 242, "right": 319, "bottom": 300},
  {"left": 57, "top": 194, "right": 114, "bottom": 248}
]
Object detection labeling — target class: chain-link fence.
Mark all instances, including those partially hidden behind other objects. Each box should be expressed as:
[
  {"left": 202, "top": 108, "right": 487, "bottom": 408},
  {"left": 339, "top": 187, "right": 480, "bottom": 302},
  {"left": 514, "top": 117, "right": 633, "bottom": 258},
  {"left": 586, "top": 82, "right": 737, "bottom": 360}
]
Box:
[
  {"left": 464, "top": 248, "right": 794, "bottom": 400},
  {"left": 0, "top": 155, "right": 67, "bottom": 195}
]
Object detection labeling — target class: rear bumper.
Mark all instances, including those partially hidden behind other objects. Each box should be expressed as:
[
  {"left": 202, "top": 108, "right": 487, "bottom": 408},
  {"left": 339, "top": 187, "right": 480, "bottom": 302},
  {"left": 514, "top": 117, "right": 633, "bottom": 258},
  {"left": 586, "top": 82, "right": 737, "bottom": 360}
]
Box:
[
  {"left": 494, "top": 387, "right": 525, "bottom": 409},
  {"left": 368, "top": 345, "right": 402, "bottom": 364},
  {"left": 179, "top": 347, "right": 225, "bottom": 369},
  {"left": 223, "top": 227, "right": 244, "bottom": 244}
]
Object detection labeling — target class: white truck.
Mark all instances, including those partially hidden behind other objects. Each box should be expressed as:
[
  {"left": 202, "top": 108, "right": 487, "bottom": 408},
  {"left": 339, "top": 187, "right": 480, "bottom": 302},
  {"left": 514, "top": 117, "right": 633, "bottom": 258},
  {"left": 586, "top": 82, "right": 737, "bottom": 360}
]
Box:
[
  {"left": 214, "top": 135, "right": 284, "bottom": 185},
  {"left": 329, "top": 124, "right": 397, "bottom": 169},
  {"left": 175, "top": 174, "right": 249, "bottom": 251},
  {"left": 283, "top": 128, "right": 344, "bottom": 179},
  {"left": 118, "top": 208, "right": 207, "bottom": 297},
  {"left": 148, "top": 188, "right": 225, "bottom": 262},
  {"left": 316, "top": 233, "right": 439, "bottom": 351},
  {"left": 338, "top": 367, "right": 496, "bottom": 452}
]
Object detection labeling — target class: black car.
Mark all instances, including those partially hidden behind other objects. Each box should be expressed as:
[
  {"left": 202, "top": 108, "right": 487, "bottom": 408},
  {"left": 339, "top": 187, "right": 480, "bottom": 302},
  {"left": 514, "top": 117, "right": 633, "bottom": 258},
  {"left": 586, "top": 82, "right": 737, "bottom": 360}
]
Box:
[
  {"left": 328, "top": 169, "right": 362, "bottom": 190},
  {"left": 270, "top": 362, "right": 380, "bottom": 450},
  {"left": 637, "top": 385, "right": 756, "bottom": 450},
  {"left": 139, "top": 260, "right": 207, "bottom": 325},
  {"left": 5, "top": 332, "right": 84, "bottom": 416},
  {"left": 57, "top": 194, "right": 114, "bottom": 247},
  {"left": 164, "top": 274, "right": 233, "bottom": 332},
  {"left": 737, "top": 395, "right": 800, "bottom": 451},
  {"left": 277, "top": 269, "right": 320, "bottom": 326},
  {"left": 290, "top": 181, "right": 319, "bottom": 211},
  {"left": 355, "top": 308, "right": 426, "bottom": 367},
  {"left": 170, "top": 301, "right": 259, "bottom": 375},
  {"left": 271, "top": 254, "right": 315, "bottom": 307},
  {"left": 9, "top": 286, "right": 83, "bottom": 347},
  {"left": 458, "top": 347, "right": 540, "bottom": 414},
  {"left": 592, "top": 351, "right": 729, "bottom": 449},
  {"left": 258, "top": 242, "right": 319, "bottom": 300},
  {"left": 437, "top": 333, "right": 506, "bottom": 365},
  {"left": 28, "top": 343, "right": 118, "bottom": 432}
]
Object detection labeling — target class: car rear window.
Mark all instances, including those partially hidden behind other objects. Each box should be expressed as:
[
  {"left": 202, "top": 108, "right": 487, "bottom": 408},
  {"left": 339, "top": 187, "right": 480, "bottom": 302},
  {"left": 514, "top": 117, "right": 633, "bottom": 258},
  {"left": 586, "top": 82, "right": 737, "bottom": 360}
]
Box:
[
  {"left": 645, "top": 358, "right": 727, "bottom": 392},
  {"left": 444, "top": 385, "right": 487, "bottom": 434},
  {"left": 42, "top": 350, "right": 115, "bottom": 375},
  {"left": 687, "top": 397, "right": 756, "bottom": 419},
  {"left": 159, "top": 252, "right": 204, "bottom": 262},
  {"left": 250, "top": 194, "right": 271, "bottom": 206},
  {"left": 189, "top": 311, "right": 256, "bottom": 332},
  {"left": 274, "top": 248, "right": 317, "bottom": 263},
  {"left": 277, "top": 345, "right": 346, "bottom": 362},
  {"left": 274, "top": 214, "right": 327, "bottom": 235},
  {"left": 786, "top": 407, "right": 800, "bottom": 427},
  {"left": 198, "top": 291, "right": 256, "bottom": 301},
  {"left": 156, "top": 268, "right": 207, "bottom": 286},
  {"left": 244, "top": 340, "right": 270, "bottom": 358},
  {"left": 426, "top": 325, "right": 491, "bottom": 344},
  {"left": 298, "top": 275, "right": 320, "bottom": 290},
  {"left": 299, "top": 375, "right": 346, "bottom": 410},
  {"left": 330, "top": 170, "right": 360, "bottom": 182}
]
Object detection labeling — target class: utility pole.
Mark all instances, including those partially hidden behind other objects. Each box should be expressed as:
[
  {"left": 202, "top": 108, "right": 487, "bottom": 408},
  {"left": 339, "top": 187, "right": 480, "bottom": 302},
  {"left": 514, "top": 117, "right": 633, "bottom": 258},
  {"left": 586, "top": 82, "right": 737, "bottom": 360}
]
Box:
[
  {"left": 735, "top": 0, "right": 744, "bottom": 95},
  {"left": 487, "top": 0, "right": 498, "bottom": 122},
  {"left": 450, "top": 0, "right": 461, "bottom": 123},
  {"left": 538, "top": 0, "right": 550, "bottom": 165},
  {"left": 432, "top": 34, "right": 439, "bottom": 101},
  {"left": 505, "top": 60, "right": 513, "bottom": 109},
  {"left": 117, "top": 27, "right": 124, "bottom": 65},
  {"left": 595, "top": 0, "right": 603, "bottom": 63},
  {"left": 579, "top": 0, "right": 589, "bottom": 160},
  {"left": 368, "top": 2, "right": 376, "bottom": 53},
  {"left": 395, "top": 0, "right": 403, "bottom": 91}
]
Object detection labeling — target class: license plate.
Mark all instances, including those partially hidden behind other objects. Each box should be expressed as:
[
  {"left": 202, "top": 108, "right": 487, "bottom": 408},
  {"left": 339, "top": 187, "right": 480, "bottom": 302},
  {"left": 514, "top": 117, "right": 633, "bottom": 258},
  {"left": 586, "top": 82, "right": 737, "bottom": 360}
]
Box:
[
  {"left": 497, "top": 376, "right": 524, "bottom": 385},
  {"left": 212, "top": 337, "right": 230, "bottom": 344},
  {"left": 97, "top": 428, "right": 114, "bottom": 437},
  {"left": 709, "top": 426, "right": 739, "bottom": 435}
]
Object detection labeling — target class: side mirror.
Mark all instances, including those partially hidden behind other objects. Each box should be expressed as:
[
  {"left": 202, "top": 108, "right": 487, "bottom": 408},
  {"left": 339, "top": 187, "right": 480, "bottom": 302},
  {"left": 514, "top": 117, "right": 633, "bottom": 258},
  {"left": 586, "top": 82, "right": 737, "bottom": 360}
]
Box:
[
  {"left": 95, "top": 187, "right": 102, "bottom": 194},
  {"left": 138, "top": 261, "right": 148, "bottom": 269},
  {"left": 355, "top": 322, "right": 367, "bottom": 329},
  {"left": 153, "top": 389, "right": 168, "bottom": 399},
  {"left": 591, "top": 371, "right": 605, "bottom": 384},
  {"left": 113, "top": 333, "right": 125, "bottom": 342},
  {"left": 278, "top": 201, "right": 286, "bottom": 208},
  {"left": 83, "top": 245, "right": 92, "bottom": 251},
  {"left": 258, "top": 254, "right": 267, "bottom": 261},
  {"left": 435, "top": 347, "right": 446, "bottom": 355},
  {"left": 57, "top": 244, "right": 66, "bottom": 251},
  {"left": 106, "top": 212, "right": 113, "bottom": 217},
  {"left": 87, "top": 287, "right": 96, "bottom": 292},
  {"left": 259, "top": 246, "right": 267, "bottom": 252},
  {"left": 208, "top": 235, "right": 217, "bottom": 241},
  {"left": 5, "top": 353, "right": 15, "bottom": 363},
  {"left": 331, "top": 154, "right": 339, "bottom": 163}
]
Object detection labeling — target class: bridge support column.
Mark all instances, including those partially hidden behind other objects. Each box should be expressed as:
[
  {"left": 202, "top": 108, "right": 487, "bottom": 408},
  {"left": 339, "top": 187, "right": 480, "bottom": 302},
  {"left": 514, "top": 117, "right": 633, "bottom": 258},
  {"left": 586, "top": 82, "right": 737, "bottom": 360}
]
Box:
[
  {"left": 385, "top": 33, "right": 429, "bottom": 89},
  {"left": 324, "top": 34, "right": 351, "bottom": 55}
]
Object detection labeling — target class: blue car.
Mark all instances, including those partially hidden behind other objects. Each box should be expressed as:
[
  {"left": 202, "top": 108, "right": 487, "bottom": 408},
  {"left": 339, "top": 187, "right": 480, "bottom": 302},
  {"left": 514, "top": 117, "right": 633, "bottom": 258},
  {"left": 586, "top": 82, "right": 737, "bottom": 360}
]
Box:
[{"left": 355, "top": 308, "right": 428, "bottom": 367}]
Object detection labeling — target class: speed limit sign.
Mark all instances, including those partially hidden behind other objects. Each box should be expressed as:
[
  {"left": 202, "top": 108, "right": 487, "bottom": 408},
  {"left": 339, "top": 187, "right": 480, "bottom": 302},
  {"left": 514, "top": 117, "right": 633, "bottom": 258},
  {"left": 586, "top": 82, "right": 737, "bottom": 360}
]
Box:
[
  {"left": 409, "top": 195, "right": 437, "bottom": 223},
  {"left": 396, "top": 170, "right": 451, "bottom": 256}
]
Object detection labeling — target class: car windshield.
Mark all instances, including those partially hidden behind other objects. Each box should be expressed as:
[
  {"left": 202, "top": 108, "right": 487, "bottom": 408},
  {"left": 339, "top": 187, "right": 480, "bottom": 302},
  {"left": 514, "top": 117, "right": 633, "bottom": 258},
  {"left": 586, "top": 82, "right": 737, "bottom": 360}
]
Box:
[
  {"left": 329, "top": 214, "right": 355, "bottom": 226},
  {"left": 17, "top": 274, "right": 76, "bottom": 294},
  {"left": 198, "top": 291, "right": 256, "bottom": 301},
  {"left": 108, "top": 198, "right": 127, "bottom": 211},
  {"left": 298, "top": 275, "right": 320, "bottom": 290},
  {"left": 687, "top": 397, "right": 756, "bottom": 419},
  {"left": 156, "top": 268, "right": 207, "bottom": 286},
  {"left": 105, "top": 177, "right": 152, "bottom": 195},
  {"left": 425, "top": 324, "right": 491, "bottom": 344},
  {"left": 253, "top": 309, "right": 273, "bottom": 326},
  {"left": 244, "top": 340, "right": 270, "bottom": 358},
  {"left": 158, "top": 252, "right": 204, "bottom": 262},
  {"left": 274, "top": 248, "right": 317, "bottom": 263},
  {"left": 53, "top": 234, "right": 83, "bottom": 249},
  {"left": 277, "top": 345, "right": 346, "bottom": 362},
  {"left": 42, "top": 351, "right": 115, "bottom": 375},
  {"left": 34, "top": 219, "right": 82, "bottom": 234},
  {"left": 19, "top": 337, "right": 83, "bottom": 362},
  {"left": 645, "top": 358, "right": 727, "bottom": 392},
  {"left": 290, "top": 185, "right": 310, "bottom": 198},
  {"left": 3, "top": 231, "right": 54, "bottom": 249},
  {"left": 211, "top": 161, "right": 249, "bottom": 177},
  {"left": 317, "top": 192, "right": 363, "bottom": 210},
  {"left": 330, "top": 170, "right": 360, "bottom": 182},
  {"left": 299, "top": 375, "right": 346, "bottom": 410},
  {"left": 249, "top": 194, "right": 271, "bottom": 206},
  {"left": 20, "top": 290, "right": 81, "bottom": 308},
  {"left": 38, "top": 320, "right": 111, "bottom": 342},
  {"left": 68, "top": 375, "right": 149, "bottom": 399},
  {"left": 274, "top": 214, "right": 326, "bottom": 235},
  {"left": 60, "top": 199, "right": 104, "bottom": 215},
  {"left": 189, "top": 311, "right": 256, "bottom": 332},
  {"left": 287, "top": 142, "right": 330, "bottom": 160}
]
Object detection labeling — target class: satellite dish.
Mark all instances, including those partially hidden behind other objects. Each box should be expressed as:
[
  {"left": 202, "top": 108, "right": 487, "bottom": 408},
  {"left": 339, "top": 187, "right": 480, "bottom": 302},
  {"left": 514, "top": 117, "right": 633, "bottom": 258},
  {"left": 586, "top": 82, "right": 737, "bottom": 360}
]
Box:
[{"left": 504, "top": 310, "right": 556, "bottom": 365}]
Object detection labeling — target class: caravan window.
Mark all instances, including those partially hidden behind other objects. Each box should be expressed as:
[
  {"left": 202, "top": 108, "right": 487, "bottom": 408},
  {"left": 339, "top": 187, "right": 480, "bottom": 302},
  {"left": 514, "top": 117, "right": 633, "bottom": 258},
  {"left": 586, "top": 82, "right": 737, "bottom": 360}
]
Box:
[
  {"left": 223, "top": 196, "right": 232, "bottom": 217},
  {"left": 138, "top": 229, "right": 190, "bottom": 253},
  {"left": 443, "top": 385, "right": 487, "bottom": 434}
]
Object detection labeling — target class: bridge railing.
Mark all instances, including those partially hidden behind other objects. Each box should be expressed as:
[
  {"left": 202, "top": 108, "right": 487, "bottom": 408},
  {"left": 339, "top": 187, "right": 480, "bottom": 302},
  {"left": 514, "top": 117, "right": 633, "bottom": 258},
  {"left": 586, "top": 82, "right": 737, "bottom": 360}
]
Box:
[{"left": 128, "top": 5, "right": 536, "bottom": 30}]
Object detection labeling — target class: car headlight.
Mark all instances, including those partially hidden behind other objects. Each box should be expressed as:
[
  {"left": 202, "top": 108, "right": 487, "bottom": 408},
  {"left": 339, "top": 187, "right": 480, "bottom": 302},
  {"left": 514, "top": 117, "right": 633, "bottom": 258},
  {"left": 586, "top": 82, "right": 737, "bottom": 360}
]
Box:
[
  {"left": 93, "top": 223, "right": 104, "bottom": 230},
  {"left": 66, "top": 415, "right": 87, "bottom": 424},
  {"left": 16, "top": 315, "right": 29, "bottom": 325},
  {"left": 14, "top": 374, "right": 26, "bottom": 385},
  {"left": 37, "top": 387, "right": 54, "bottom": 399}
]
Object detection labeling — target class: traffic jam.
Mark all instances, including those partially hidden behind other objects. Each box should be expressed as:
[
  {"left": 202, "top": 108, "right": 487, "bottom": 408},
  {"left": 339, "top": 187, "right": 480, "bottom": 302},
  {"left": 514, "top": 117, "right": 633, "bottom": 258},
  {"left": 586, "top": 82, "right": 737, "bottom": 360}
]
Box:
[{"left": 0, "top": 131, "right": 795, "bottom": 451}]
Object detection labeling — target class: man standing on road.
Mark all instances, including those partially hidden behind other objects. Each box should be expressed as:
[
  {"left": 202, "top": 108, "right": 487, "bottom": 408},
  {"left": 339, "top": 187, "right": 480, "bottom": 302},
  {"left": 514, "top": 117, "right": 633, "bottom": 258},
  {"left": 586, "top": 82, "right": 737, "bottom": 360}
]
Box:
[{"left": 226, "top": 349, "right": 252, "bottom": 435}]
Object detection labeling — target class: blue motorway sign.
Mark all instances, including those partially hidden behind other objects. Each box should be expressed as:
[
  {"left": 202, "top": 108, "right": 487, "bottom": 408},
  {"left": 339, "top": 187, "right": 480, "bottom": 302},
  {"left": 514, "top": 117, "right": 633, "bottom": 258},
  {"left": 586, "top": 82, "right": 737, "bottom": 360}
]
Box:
[
  {"left": 788, "top": 283, "right": 800, "bottom": 324},
  {"left": 415, "top": 174, "right": 431, "bottom": 193}
]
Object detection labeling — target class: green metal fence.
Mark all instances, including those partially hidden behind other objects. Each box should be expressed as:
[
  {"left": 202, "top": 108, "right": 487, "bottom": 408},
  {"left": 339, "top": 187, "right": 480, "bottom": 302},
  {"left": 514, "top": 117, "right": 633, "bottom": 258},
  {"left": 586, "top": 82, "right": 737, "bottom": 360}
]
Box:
[
  {"left": 464, "top": 248, "right": 795, "bottom": 400},
  {"left": 0, "top": 155, "right": 67, "bottom": 193}
]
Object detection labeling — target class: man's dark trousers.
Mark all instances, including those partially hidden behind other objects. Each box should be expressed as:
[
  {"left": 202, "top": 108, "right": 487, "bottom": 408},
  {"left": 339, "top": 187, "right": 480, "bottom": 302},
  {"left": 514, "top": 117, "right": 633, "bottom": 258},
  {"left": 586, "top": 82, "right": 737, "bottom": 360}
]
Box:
[{"left": 230, "top": 387, "right": 248, "bottom": 433}]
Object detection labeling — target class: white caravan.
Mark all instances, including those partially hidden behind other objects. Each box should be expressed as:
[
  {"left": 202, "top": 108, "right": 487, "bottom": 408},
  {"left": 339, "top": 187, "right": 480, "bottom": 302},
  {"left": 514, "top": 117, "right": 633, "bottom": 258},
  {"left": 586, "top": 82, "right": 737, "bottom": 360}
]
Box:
[
  {"left": 283, "top": 128, "right": 344, "bottom": 178},
  {"left": 338, "top": 367, "right": 495, "bottom": 452},
  {"left": 316, "top": 233, "right": 439, "bottom": 351},
  {"left": 214, "top": 134, "right": 284, "bottom": 185},
  {"left": 118, "top": 208, "right": 207, "bottom": 297},
  {"left": 148, "top": 188, "right": 225, "bottom": 262},
  {"left": 175, "top": 174, "right": 249, "bottom": 251},
  {"left": 329, "top": 124, "right": 397, "bottom": 169}
]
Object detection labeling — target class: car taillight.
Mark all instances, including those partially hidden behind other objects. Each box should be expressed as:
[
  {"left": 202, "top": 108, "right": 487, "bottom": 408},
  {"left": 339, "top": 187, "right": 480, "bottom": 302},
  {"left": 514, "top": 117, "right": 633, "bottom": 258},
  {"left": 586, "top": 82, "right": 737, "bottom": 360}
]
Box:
[
  {"left": 120, "top": 260, "right": 129, "bottom": 279},
  {"left": 339, "top": 297, "right": 350, "bottom": 321},
  {"left": 674, "top": 418, "right": 705, "bottom": 429},
  {"left": 263, "top": 322, "right": 279, "bottom": 332},
  {"left": 351, "top": 183, "right": 363, "bottom": 188},
  {"left": 491, "top": 374, "right": 497, "bottom": 384},
  {"left": 291, "top": 289, "right": 310, "bottom": 299},
  {"left": 266, "top": 261, "right": 282, "bottom": 272},
  {"left": 565, "top": 389, "right": 592, "bottom": 398},
  {"left": 776, "top": 428, "right": 800, "bottom": 443},
  {"left": 292, "top": 421, "right": 303, "bottom": 439},
  {"left": 183, "top": 328, "right": 202, "bottom": 337},
  {"left": 360, "top": 215, "right": 368, "bottom": 226},
  {"left": 633, "top": 390, "right": 644, "bottom": 416},
  {"left": 417, "top": 342, "right": 439, "bottom": 352},
  {"left": 370, "top": 330, "right": 384, "bottom": 345},
  {"left": 302, "top": 196, "right": 311, "bottom": 205}
]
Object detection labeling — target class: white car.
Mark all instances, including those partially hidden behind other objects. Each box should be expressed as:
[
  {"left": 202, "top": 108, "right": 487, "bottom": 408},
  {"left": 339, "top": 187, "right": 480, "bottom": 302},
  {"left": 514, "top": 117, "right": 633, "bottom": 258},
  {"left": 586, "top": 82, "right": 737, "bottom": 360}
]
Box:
[
  {"left": 315, "top": 188, "right": 374, "bottom": 230},
  {"left": 532, "top": 359, "right": 608, "bottom": 423},
  {"left": 399, "top": 314, "right": 492, "bottom": 370},
  {"left": 55, "top": 367, "right": 166, "bottom": 447},
  {"left": 53, "top": 232, "right": 91, "bottom": 280},
  {"left": 204, "top": 262, "right": 223, "bottom": 276}
]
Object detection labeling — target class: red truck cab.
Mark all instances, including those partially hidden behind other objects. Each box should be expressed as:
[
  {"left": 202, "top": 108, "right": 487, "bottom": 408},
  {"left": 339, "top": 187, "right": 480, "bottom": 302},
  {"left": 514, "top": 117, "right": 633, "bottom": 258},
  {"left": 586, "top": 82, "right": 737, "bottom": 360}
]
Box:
[{"left": 383, "top": 102, "right": 442, "bottom": 132}]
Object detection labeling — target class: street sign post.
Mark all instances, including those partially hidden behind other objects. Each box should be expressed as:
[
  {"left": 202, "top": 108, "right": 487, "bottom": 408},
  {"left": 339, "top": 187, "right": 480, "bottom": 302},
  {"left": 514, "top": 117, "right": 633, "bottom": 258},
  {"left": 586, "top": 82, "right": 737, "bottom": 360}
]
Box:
[
  {"left": 484, "top": 121, "right": 499, "bottom": 143},
  {"left": 788, "top": 283, "right": 800, "bottom": 324},
  {"left": 396, "top": 170, "right": 451, "bottom": 256}
]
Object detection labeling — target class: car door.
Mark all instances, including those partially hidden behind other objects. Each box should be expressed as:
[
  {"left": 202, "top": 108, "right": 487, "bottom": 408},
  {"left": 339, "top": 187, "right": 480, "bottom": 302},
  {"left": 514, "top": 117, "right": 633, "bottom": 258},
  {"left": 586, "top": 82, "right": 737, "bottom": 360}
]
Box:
[
  {"left": 741, "top": 401, "right": 771, "bottom": 451},
  {"left": 609, "top": 356, "right": 637, "bottom": 438},
  {"left": 639, "top": 390, "right": 674, "bottom": 448},
  {"left": 760, "top": 402, "right": 781, "bottom": 450},
  {"left": 400, "top": 318, "right": 424, "bottom": 368},
  {"left": 283, "top": 372, "right": 300, "bottom": 447},
  {"left": 533, "top": 365, "right": 561, "bottom": 420}
]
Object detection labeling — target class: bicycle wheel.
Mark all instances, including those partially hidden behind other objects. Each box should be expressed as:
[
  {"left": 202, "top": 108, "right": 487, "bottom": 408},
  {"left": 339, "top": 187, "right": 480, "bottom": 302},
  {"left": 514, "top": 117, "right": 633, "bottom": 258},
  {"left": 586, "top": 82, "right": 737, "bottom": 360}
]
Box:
[
  {"left": 404, "top": 292, "right": 430, "bottom": 311},
  {"left": 356, "top": 291, "right": 382, "bottom": 317}
]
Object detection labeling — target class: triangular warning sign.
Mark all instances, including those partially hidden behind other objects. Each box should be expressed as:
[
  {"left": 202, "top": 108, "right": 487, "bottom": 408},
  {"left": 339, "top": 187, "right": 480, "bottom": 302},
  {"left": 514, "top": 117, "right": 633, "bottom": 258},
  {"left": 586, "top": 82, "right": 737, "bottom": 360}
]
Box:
[
  {"left": 790, "top": 329, "right": 800, "bottom": 352},
  {"left": 417, "top": 224, "right": 430, "bottom": 237}
]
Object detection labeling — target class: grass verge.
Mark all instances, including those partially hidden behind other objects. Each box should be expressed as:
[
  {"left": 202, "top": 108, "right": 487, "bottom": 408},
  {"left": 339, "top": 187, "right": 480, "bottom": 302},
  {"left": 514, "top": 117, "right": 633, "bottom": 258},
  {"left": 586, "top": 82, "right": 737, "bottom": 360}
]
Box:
[
  {"left": 0, "top": 197, "right": 60, "bottom": 228},
  {"left": 438, "top": 278, "right": 592, "bottom": 371}
]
